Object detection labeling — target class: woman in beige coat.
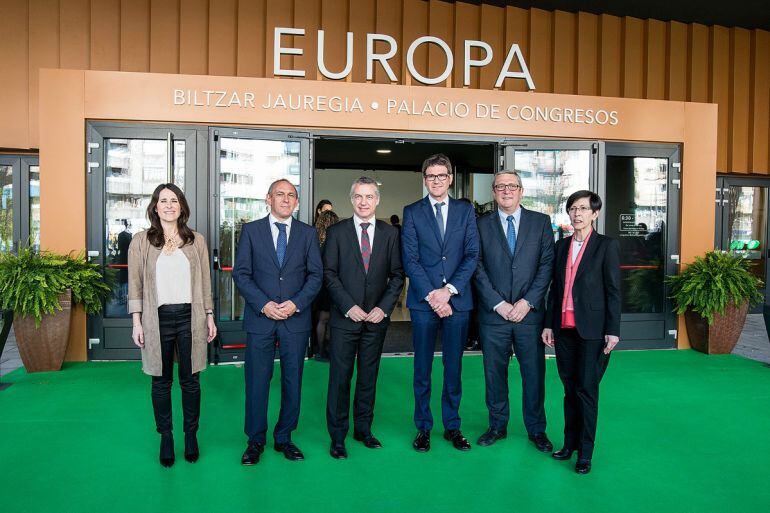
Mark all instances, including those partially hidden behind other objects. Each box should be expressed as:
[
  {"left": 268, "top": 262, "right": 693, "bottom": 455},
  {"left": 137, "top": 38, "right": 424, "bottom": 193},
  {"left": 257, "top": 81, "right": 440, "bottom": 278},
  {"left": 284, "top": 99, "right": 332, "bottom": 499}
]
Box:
[{"left": 128, "top": 183, "right": 216, "bottom": 467}]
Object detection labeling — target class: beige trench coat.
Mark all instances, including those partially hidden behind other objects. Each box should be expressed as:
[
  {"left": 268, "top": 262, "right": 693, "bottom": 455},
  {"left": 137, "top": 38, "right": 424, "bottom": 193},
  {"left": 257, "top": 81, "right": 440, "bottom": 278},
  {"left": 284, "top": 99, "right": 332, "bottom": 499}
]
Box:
[{"left": 127, "top": 230, "right": 214, "bottom": 376}]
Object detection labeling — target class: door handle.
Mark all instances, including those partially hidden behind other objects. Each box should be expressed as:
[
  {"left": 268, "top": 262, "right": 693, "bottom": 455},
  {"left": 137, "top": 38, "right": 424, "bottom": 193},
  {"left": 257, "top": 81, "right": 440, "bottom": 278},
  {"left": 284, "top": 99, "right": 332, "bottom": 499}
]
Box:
[{"left": 212, "top": 248, "right": 221, "bottom": 270}]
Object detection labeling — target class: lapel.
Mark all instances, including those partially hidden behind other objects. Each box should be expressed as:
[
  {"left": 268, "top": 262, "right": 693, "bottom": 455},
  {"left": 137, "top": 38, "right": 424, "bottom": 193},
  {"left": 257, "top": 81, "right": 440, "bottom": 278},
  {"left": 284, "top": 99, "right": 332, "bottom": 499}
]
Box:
[
  {"left": 555, "top": 238, "right": 569, "bottom": 287},
  {"left": 282, "top": 218, "right": 302, "bottom": 269},
  {"left": 257, "top": 217, "right": 281, "bottom": 269},
  {"left": 513, "top": 207, "right": 534, "bottom": 260},
  {"left": 368, "top": 219, "right": 386, "bottom": 271},
  {"left": 490, "top": 211, "right": 513, "bottom": 259},
  {"left": 573, "top": 231, "right": 600, "bottom": 284},
  {"left": 420, "top": 196, "right": 443, "bottom": 247},
  {"left": 346, "top": 218, "right": 367, "bottom": 275},
  {"left": 444, "top": 198, "right": 462, "bottom": 247}
]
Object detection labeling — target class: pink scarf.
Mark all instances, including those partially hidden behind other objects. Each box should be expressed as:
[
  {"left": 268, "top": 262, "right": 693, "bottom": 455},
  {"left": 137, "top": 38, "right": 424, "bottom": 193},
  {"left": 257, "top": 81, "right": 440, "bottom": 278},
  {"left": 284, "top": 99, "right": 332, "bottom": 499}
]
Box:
[{"left": 561, "top": 230, "right": 593, "bottom": 329}]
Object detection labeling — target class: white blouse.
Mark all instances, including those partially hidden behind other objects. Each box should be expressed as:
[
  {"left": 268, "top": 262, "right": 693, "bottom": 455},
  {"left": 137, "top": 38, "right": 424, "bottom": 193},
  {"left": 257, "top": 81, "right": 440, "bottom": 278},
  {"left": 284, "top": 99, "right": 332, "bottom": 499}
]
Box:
[{"left": 155, "top": 248, "right": 192, "bottom": 306}]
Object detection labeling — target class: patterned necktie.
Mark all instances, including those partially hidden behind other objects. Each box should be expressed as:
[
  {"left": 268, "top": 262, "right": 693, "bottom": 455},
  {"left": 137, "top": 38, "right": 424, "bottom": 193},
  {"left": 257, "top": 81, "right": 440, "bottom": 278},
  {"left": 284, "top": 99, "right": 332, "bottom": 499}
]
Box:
[
  {"left": 435, "top": 202, "right": 446, "bottom": 240},
  {"left": 360, "top": 222, "right": 371, "bottom": 272},
  {"left": 506, "top": 215, "right": 517, "bottom": 254},
  {"left": 275, "top": 222, "right": 287, "bottom": 267}
]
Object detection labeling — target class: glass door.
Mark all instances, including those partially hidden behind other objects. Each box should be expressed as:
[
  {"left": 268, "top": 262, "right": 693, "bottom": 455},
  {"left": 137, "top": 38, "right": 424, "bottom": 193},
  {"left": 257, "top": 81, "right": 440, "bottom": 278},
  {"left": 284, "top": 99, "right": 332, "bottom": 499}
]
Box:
[
  {"left": 0, "top": 155, "right": 39, "bottom": 253},
  {"left": 210, "top": 128, "right": 311, "bottom": 364},
  {"left": 602, "top": 143, "right": 680, "bottom": 349},
  {"left": 86, "top": 124, "right": 199, "bottom": 360}
]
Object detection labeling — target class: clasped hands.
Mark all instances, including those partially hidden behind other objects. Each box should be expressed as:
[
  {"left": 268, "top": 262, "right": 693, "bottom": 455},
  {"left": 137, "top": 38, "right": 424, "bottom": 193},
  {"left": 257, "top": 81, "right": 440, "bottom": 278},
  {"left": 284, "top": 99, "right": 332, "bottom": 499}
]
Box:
[
  {"left": 262, "top": 300, "right": 298, "bottom": 320},
  {"left": 495, "top": 298, "right": 531, "bottom": 323},
  {"left": 346, "top": 306, "right": 386, "bottom": 323},
  {"left": 427, "top": 287, "right": 453, "bottom": 318}
]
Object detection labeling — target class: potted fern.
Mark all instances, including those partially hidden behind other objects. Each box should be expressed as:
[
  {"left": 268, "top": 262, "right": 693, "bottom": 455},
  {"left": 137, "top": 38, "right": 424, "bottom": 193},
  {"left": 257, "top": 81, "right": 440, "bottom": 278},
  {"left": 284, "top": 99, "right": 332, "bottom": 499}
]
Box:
[
  {"left": 0, "top": 247, "right": 112, "bottom": 372},
  {"left": 666, "top": 250, "right": 763, "bottom": 354}
]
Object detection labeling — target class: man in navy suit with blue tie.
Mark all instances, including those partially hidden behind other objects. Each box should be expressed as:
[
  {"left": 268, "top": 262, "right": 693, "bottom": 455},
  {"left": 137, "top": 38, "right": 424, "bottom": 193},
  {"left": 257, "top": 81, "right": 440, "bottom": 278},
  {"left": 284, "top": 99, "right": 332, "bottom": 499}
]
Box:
[
  {"left": 402, "top": 154, "right": 480, "bottom": 452},
  {"left": 233, "top": 179, "right": 323, "bottom": 465},
  {"left": 473, "top": 170, "right": 554, "bottom": 453}
]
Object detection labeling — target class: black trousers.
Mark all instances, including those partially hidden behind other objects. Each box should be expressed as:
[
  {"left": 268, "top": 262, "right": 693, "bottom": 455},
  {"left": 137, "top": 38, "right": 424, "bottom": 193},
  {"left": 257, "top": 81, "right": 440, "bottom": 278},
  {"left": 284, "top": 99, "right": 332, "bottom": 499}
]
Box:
[
  {"left": 554, "top": 328, "right": 611, "bottom": 460},
  {"left": 326, "top": 325, "right": 387, "bottom": 442},
  {"left": 151, "top": 303, "right": 200, "bottom": 435}
]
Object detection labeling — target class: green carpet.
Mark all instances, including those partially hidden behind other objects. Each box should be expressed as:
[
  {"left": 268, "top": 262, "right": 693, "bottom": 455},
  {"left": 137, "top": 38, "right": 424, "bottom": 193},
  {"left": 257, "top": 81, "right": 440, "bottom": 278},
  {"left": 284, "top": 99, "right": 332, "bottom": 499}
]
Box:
[{"left": 1, "top": 351, "right": 769, "bottom": 513}]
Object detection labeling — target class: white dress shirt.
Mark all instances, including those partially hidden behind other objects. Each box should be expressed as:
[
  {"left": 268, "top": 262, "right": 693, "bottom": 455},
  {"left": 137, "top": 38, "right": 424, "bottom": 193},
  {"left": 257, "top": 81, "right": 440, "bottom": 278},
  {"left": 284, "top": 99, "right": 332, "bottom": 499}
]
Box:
[
  {"left": 494, "top": 207, "right": 524, "bottom": 314},
  {"left": 268, "top": 213, "right": 293, "bottom": 249},
  {"left": 353, "top": 214, "right": 376, "bottom": 249},
  {"left": 428, "top": 195, "right": 449, "bottom": 233}
]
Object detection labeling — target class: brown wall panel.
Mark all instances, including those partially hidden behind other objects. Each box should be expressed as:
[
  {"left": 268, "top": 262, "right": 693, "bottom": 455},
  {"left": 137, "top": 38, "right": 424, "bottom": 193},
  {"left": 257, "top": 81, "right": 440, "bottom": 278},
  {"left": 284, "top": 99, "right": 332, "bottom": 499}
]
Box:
[
  {"left": 349, "top": 0, "right": 375, "bottom": 83},
  {"left": 750, "top": 30, "right": 770, "bottom": 173},
  {"left": 90, "top": 0, "right": 120, "bottom": 71},
  {"left": 552, "top": 10, "right": 576, "bottom": 94},
  {"left": 180, "top": 0, "right": 209, "bottom": 75},
  {"left": 453, "top": 1, "right": 479, "bottom": 88},
  {"left": 208, "top": 0, "right": 238, "bottom": 76},
  {"left": 60, "top": 0, "right": 90, "bottom": 70},
  {"left": 710, "top": 25, "right": 730, "bottom": 171},
  {"left": 599, "top": 14, "right": 621, "bottom": 97},
  {"left": 400, "top": 0, "right": 425, "bottom": 85},
  {"left": 688, "top": 23, "right": 709, "bottom": 102},
  {"left": 729, "top": 28, "right": 750, "bottom": 173},
  {"left": 120, "top": 0, "right": 150, "bottom": 72},
  {"left": 29, "top": 0, "right": 60, "bottom": 147},
  {"left": 528, "top": 8, "right": 552, "bottom": 93},
  {"left": 667, "top": 21, "right": 687, "bottom": 101},
  {"left": 427, "top": 0, "right": 453, "bottom": 87},
  {"left": 150, "top": 0, "right": 180, "bottom": 74},
  {"left": 236, "top": 0, "right": 266, "bottom": 77},
  {"left": 265, "top": 0, "right": 293, "bottom": 78},
  {"left": 646, "top": 18, "right": 666, "bottom": 99},
  {"left": 622, "top": 16, "right": 644, "bottom": 98},
  {"left": 503, "top": 6, "right": 529, "bottom": 92},
  {"left": 318, "top": 0, "right": 349, "bottom": 82},
  {"left": 576, "top": 11, "right": 598, "bottom": 96},
  {"left": 0, "top": 0, "right": 30, "bottom": 149},
  {"left": 478, "top": 4, "right": 505, "bottom": 91}
]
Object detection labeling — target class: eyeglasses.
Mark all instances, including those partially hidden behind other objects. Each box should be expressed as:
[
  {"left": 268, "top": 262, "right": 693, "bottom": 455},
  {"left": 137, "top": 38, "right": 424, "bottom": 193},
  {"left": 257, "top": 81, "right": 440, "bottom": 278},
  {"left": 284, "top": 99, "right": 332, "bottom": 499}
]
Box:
[
  {"left": 424, "top": 173, "right": 450, "bottom": 182},
  {"left": 493, "top": 184, "right": 522, "bottom": 192},
  {"left": 568, "top": 206, "right": 592, "bottom": 214}
]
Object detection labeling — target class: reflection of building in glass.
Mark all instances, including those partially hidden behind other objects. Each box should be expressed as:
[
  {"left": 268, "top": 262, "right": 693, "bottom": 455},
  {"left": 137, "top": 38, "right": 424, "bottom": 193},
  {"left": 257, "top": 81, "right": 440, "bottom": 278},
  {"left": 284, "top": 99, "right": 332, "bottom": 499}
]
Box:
[
  {"left": 631, "top": 157, "right": 667, "bottom": 233},
  {"left": 729, "top": 187, "right": 766, "bottom": 245},
  {"left": 1, "top": 166, "right": 12, "bottom": 252}
]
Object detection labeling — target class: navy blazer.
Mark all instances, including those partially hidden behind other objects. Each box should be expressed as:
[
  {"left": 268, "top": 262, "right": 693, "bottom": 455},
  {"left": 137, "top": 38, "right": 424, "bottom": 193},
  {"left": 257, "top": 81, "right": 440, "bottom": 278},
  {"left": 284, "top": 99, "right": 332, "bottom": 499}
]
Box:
[
  {"left": 232, "top": 216, "right": 323, "bottom": 334},
  {"left": 401, "top": 196, "right": 479, "bottom": 312},
  {"left": 473, "top": 207, "right": 554, "bottom": 325}
]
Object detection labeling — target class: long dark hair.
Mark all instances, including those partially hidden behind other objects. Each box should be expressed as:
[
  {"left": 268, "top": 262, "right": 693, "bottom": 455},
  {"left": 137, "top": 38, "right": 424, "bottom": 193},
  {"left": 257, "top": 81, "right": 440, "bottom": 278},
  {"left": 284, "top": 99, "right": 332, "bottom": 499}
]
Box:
[
  {"left": 314, "top": 199, "right": 333, "bottom": 222},
  {"left": 146, "top": 183, "right": 195, "bottom": 249},
  {"left": 315, "top": 210, "right": 339, "bottom": 247}
]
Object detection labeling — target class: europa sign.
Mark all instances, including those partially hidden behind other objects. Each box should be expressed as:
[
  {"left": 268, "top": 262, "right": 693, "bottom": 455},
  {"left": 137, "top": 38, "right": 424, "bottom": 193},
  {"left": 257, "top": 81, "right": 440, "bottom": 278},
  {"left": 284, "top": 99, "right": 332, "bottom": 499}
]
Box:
[{"left": 273, "top": 27, "right": 535, "bottom": 89}]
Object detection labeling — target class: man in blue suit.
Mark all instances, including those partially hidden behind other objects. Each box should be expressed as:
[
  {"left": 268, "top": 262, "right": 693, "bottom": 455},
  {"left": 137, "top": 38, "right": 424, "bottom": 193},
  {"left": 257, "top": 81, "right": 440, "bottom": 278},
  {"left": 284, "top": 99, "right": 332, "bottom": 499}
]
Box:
[
  {"left": 233, "top": 179, "right": 322, "bottom": 465},
  {"left": 402, "top": 154, "right": 479, "bottom": 452},
  {"left": 473, "top": 170, "right": 554, "bottom": 453}
]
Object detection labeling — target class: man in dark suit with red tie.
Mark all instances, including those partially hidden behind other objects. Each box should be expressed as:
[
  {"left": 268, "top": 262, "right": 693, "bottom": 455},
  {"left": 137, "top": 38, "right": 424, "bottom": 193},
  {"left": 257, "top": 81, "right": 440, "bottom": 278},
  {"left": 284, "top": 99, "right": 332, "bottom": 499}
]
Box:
[{"left": 323, "top": 177, "right": 405, "bottom": 459}]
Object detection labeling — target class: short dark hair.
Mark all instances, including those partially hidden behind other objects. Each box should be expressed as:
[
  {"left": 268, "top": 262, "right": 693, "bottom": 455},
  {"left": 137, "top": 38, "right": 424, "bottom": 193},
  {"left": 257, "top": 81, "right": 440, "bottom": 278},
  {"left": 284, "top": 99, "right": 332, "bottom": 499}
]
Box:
[
  {"left": 421, "top": 153, "right": 453, "bottom": 176},
  {"left": 565, "top": 190, "right": 602, "bottom": 213},
  {"left": 390, "top": 214, "right": 400, "bottom": 224}
]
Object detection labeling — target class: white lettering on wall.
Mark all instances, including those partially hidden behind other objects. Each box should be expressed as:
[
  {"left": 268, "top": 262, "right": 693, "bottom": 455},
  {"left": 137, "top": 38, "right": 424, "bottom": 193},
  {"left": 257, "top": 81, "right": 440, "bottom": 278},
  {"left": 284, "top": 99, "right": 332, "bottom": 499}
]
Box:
[
  {"left": 406, "top": 36, "right": 454, "bottom": 85},
  {"left": 366, "top": 33, "right": 398, "bottom": 82},
  {"left": 274, "top": 27, "right": 305, "bottom": 78},
  {"left": 464, "top": 40, "right": 493, "bottom": 86},
  {"left": 317, "top": 30, "right": 355, "bottom": 80},
  {"left": 495, "top": 44, "right": 535, "bottom": 90}
]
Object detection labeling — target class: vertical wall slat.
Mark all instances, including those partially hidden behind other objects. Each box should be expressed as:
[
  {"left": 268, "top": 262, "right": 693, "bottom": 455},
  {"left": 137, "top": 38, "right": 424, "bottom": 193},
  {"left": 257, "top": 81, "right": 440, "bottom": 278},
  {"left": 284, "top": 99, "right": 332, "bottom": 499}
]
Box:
[
  {"left": 528, "top": 8, "right": 552, "bottom": 93},
  {"left": 711, "top": 25, "right": 730, "bottom": 171},
  {"left": 60, "top": 0, "right": 90, "bottom": 70},
  {"left": 750, "top": 30, "right": 770, "bottom": 173},
  {"left": 453, "top": 1, "right": 479, "bottom": 88},
  {"left": 645, "top": 18, "right": 666, "bottom": 99},
  {"left": 0, "top": 0, "right": 30, "bottom": 149},
  {"left": 729, "top": 28, "right": 751, "bottom": 173},
  {"left": 180, "top": 0, "right": 208, "bottom": 75},
  {"left": 479, "top": 4, "right": 505, "bottom": 90},
  {"left": 622, "top": 16, "right": 644, "bottom": 98},
  {"left": 667, "top": 21, "right": 687, "bottom": 101},
  {"left": 688, "top": 23, "right": 709, "bottom": 102},
  {"left": 400, "top": 0, "right": 425, "bottom": 85},
  {"left": 503, "top": 6, "right": 529, "bottom": 92},
  {"left": 236, "top": 0, "right": 266, "bottom": 77},
  {"left": 150, "top": 0, "right": 180, "bottom": 73},
  {"left": 120, "top": 0, "right": 150, "bottom": 72},
  {"left": 90, "top": 0, "right": 120, "bottom": 71},
  {"left": 349, "top": 0, "right": 375, "bottom": 83},
  {"left": 599, "top": 14, "right": 621, "bottom": 97},
  {"left": 265, "top": 0, "right": 293, "bottom": 78},
  {"left": 292, "top": 0, "right": 320, "bottom": 80},
  {"left": 427, "top": 0, "right": 453, "bottom": 87},
  {"left": 208, "top": 0, "right": 238, "bottom": 76},
  {"left": 553, "top": 10, "right": 576, "bottom": 94},
  {"left": 576, "top": 11, "right": 598, "bottom": 95},
  {"left": 29, "top": 0, "right": 60, "bottom": 147}
]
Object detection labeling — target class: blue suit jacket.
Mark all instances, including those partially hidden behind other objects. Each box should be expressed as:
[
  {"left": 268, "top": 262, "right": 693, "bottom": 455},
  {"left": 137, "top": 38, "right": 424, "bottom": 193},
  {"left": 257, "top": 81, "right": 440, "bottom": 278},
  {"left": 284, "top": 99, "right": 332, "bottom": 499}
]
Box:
[
  {"left": 232, "top": 216, "right": 323, "bottom": 334},
  {"left": 473, "top": 207, "right": 554, "bottom": 325},
  {"left": 401, "top": 196, "right": 479, "bottom": 312}
]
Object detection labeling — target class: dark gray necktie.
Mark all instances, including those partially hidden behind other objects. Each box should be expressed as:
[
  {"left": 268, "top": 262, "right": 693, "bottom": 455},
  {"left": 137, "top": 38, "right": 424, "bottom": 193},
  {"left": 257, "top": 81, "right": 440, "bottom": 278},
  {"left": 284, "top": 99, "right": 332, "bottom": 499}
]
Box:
[{"left": 434, "top": 202, "right": 445, "bottom": 240}]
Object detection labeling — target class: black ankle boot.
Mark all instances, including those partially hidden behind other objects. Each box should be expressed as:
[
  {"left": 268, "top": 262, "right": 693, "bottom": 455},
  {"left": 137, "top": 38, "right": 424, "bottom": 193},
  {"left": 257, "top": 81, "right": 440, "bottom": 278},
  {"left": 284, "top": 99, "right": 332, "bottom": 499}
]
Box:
[
  {"left": 160, "top": 432, "right": 175, "bottom": 467},
  {"left": 184, "top": 432, "right": 199, "bottom": 463}
]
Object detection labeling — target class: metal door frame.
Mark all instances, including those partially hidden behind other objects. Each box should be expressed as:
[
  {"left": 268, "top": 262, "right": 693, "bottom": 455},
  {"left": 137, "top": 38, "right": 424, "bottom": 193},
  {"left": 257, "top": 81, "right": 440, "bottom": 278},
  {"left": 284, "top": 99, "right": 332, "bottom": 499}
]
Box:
[{"left": 0, "top": 155, "right": 38, "bottom": 252}]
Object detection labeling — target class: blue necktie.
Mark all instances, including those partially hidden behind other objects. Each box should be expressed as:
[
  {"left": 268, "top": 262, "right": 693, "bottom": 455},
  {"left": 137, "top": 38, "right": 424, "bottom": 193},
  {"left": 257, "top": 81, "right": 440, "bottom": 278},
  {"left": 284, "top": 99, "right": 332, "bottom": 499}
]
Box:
[
  {"left": 275, "top": 222, "right": 287, "bottom": 267},
  {"left": 506, "top": 215, "right": 517, "bottom": 254},
  {"left": 435, "top": 202, "right": 446, "bottom": 240}
]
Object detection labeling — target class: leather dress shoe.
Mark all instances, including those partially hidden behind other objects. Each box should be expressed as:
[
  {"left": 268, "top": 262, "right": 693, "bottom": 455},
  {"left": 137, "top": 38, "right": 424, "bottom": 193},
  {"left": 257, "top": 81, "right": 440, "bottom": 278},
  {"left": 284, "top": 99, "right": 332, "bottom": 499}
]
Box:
[
  {"left": 353, "top": 431, "right": 383, "bottom": 449},
  {"left": 330, "top": 441, "right": 348, "bottom": 459},
  {"left": 477, "top": 428, "right": 507, "bottom": 447},
  {"left": 528, "top": 432, "right": 554, "bottom": 453},
  {"left": 274, "top": 441, "right": 305, "bottom": 461},
  {"left": 575, "top": 459, "right": 592, "bottom": 474},
  {"left": 552, "top": 447, "right": 576, "bottom": 460},
  {"left": 413, "top": 430, "right": 430, "bottom": 452},
  {"left": 159, "top": 432, "right": 175, "bottom": 467},
  {"left": 241, "top": 442, "right": 264, "bottom": 466},
  {"left": 184, "top": 432, "right": 199, "bottom": 463},
  {"left": 443, "top": 429, "right": 471, "bottom": 451}
]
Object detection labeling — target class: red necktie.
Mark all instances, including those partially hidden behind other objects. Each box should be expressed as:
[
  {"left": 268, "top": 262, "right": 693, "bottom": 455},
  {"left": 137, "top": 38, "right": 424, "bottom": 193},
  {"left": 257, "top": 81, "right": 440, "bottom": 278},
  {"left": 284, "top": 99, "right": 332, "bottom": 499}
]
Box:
[{"left": 360, "top": 222, "right": 371, "bottom": 272}]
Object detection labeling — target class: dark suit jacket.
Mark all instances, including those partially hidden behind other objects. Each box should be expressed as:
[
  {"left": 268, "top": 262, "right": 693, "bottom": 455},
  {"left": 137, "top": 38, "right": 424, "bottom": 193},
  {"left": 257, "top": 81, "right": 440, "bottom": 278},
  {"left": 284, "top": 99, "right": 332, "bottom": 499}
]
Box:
[
  {"left": 322, "top": 218, "right": 405, "bottom": 331},
  {"left": 473, "top": 207, "right": 554, "bottom": 326},
  {"left": 232, "top": 216, "right": 323, "bottom": 334},
  {"left": 545, "top": 232, "right": 621, "bottom": 340},
  {"left": 401, "top": 196, "right": 479, "bottom": 312}
]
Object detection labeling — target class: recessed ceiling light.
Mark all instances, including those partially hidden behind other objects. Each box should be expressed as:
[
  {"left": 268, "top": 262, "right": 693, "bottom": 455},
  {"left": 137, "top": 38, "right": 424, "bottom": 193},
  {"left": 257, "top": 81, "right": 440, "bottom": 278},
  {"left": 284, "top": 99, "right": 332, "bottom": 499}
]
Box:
[{"left": 376, "top": 149, "right": 391, "bottom": 154}]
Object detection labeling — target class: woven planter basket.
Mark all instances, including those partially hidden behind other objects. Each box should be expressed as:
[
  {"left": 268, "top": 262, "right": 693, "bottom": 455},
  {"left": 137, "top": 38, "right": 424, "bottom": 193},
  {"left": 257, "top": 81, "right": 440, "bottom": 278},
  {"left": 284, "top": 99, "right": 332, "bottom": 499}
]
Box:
[
  {"left": 13, "top": 290, "right": 72, "bottom": 372},
  {"left": 684, "top": 300, "right": 749, "bottom": 355}
]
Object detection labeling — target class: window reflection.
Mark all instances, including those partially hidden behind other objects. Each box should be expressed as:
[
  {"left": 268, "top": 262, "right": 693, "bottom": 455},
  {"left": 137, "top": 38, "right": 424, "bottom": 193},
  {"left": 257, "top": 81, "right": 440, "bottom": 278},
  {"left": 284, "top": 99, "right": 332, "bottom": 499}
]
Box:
[
  {"left": 727, "top": 186, "right": 767, "bottom": 285},
  {"left": 0, "top": 165, "right": 12, "bottom": 252},
  {"left": 29, "top": 165, "right": 40, "bottom": 251}
]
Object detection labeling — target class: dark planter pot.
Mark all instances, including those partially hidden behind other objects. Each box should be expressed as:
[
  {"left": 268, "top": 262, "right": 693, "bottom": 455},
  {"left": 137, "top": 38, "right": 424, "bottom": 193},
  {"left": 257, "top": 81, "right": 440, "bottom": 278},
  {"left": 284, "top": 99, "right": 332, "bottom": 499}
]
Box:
[
  {"left": 13, "top": 290, "right": 72, "bottom": 372},
  {"left": 684, "top": 300, "right": 749, "bottom": 354}
]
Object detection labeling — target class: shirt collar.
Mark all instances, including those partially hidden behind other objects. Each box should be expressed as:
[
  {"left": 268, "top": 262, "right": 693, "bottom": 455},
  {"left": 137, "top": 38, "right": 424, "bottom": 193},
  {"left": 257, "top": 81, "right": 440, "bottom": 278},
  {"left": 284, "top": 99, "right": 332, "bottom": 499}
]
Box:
[
  {"left": 428, "top": 195, "right": 449, "bottom": 208},
  {"left": 353, "top": 214, "right": 374, "bottom": 227},
  {"left": 268, "top": 213, "right": 293, "bottom": 228},
  {"left": 498, "top": 207, "right": 521, "bottom": 224}
]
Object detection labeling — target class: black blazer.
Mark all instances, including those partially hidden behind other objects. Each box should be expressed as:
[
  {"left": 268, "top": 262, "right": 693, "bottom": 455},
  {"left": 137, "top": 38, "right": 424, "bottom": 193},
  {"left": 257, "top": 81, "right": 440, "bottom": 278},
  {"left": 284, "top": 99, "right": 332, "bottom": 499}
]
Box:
[
  {"left": 473, "top": 208, "right": 554, "bottom": 326},
  {"left": 323, "top": 218, "right": 406, "bottom": 331},
  {"left": 545, "top": 232, "right": 621, "bottom": 340}
]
